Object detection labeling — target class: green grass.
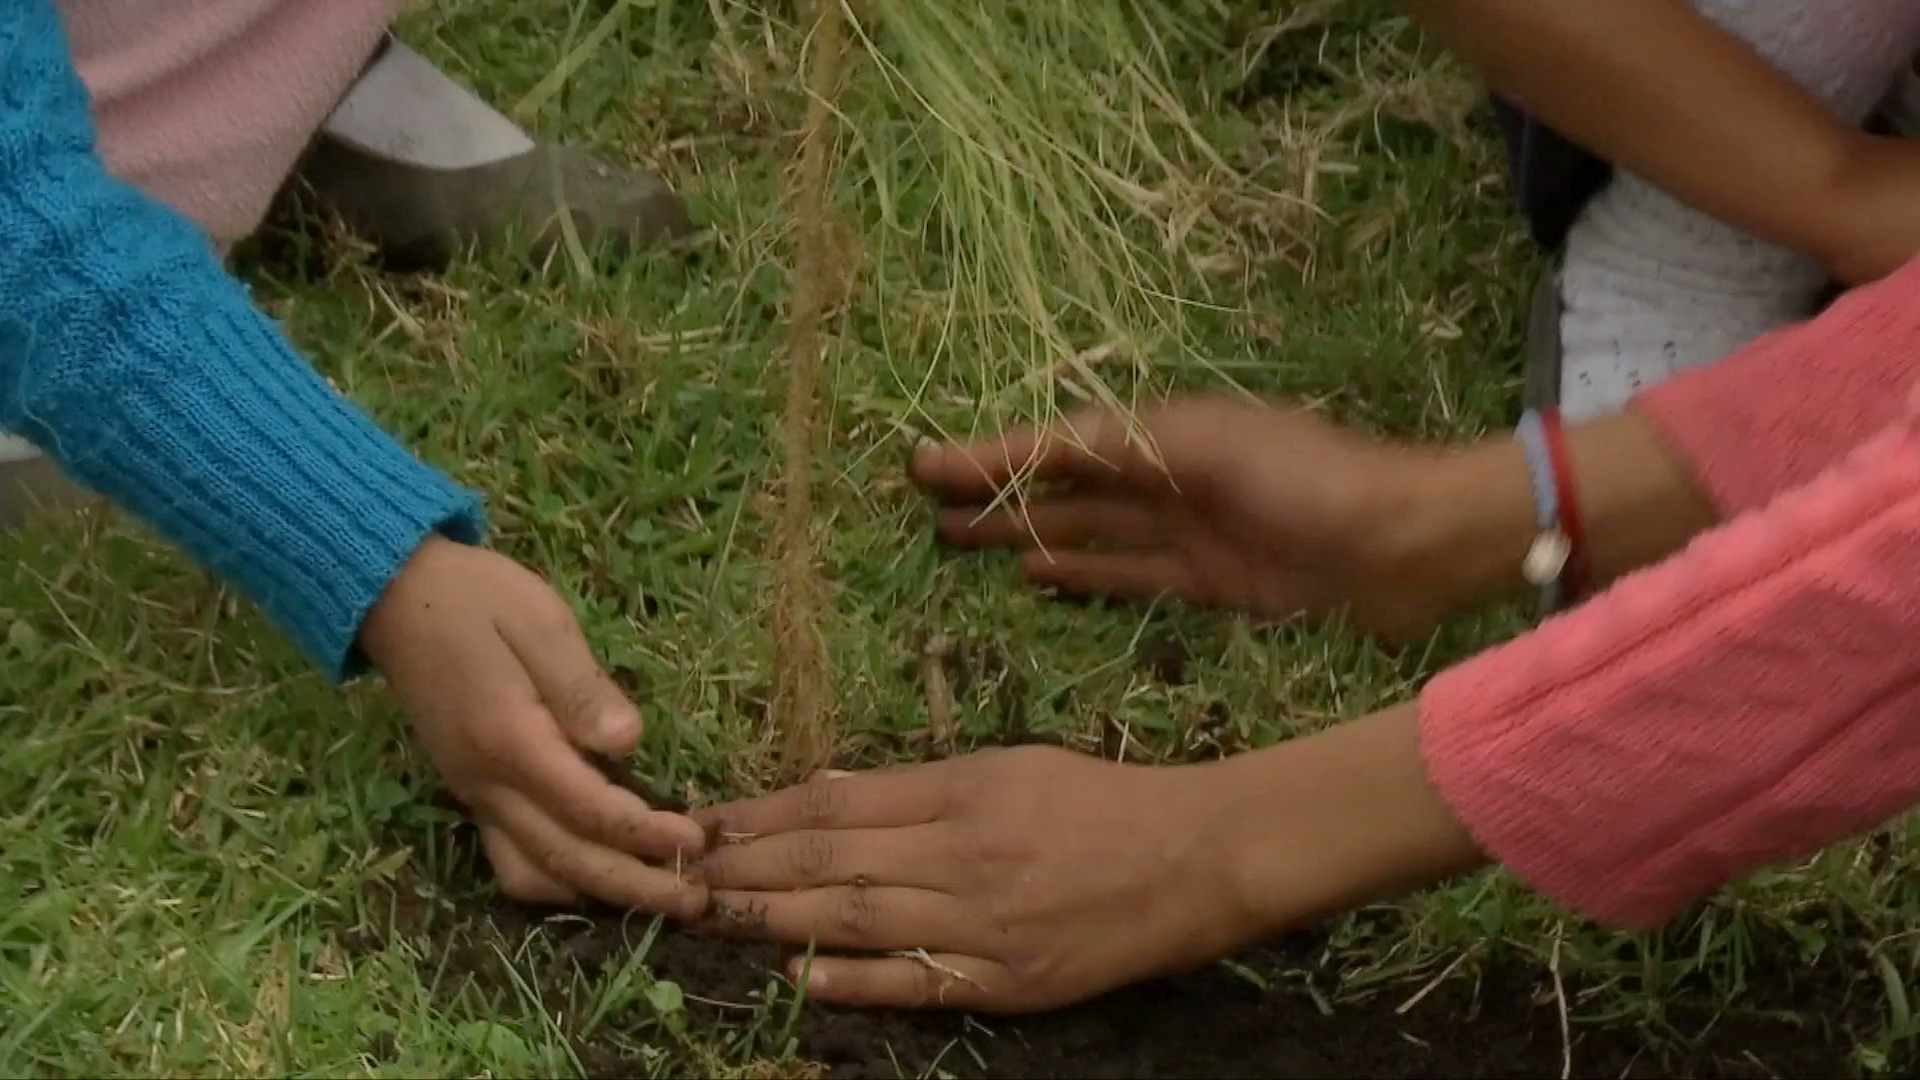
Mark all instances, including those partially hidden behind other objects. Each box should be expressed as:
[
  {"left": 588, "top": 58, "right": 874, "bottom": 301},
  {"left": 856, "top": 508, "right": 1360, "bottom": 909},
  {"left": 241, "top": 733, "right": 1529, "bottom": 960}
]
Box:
[{"left": 5, "top": 1, "right": 1919, "bottom": 1076}]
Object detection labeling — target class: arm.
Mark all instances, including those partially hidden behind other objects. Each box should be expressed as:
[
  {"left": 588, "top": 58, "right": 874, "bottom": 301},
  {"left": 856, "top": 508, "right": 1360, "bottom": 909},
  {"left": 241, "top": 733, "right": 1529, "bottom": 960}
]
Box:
[
  {"left": 1027, "top": 382, "right": 1920, "bottom": 944},
  {"left": 1405, "top": 252, "right": 1920, "bottom": 618},
  {"left": 690, "top": 411, "right": 1920, "bottom": 1008},
  {"left": 1230, "top": 403, "right": 1920, "bottom": 934},
  {"left": 1422, "top": 403, "right": 1920, "bottom": 927},
  {"left": 1409, "top": 0, "right": 1920, "bottom": 284},
  {"left": 1396, "top": 407, "right": 1715, "bottom": 617},
  {"left": 1218, "top": 370, "right": 1920, "bottom": 931},
  {"left": 0, "top": 1, "right": 479, "bottom": 675},
  {"left": 0, "top": 3, "right": 713, "bottom": 917}
]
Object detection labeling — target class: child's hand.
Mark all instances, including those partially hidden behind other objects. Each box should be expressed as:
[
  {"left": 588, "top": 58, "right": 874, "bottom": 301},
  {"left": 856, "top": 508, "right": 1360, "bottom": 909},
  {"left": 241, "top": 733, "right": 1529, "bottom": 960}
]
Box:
[
  {"left": 910, "top": 397, "right": 1494, "bottom": 642},
  {"left": 359, "top": 536, "right": 709, "bottom": 918}
]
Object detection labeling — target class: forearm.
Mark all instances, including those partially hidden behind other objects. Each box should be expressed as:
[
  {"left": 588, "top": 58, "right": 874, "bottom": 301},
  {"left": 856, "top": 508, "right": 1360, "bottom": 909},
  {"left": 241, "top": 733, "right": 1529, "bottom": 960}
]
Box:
[
  {"left": 1, "top": 2, "right": 483, "bottom": 676},
  {"left": 1408, "top": 0, "right": 1877, "bottom": 272},
  {"left": 1216, "top": 408, "right": 1920, "bottom": 934}
]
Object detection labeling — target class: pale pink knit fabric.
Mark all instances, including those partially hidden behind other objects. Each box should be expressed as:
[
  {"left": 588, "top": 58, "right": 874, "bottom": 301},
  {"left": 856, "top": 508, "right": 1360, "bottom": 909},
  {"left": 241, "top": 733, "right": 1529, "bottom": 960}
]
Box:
[
  {"left": 1420, "top": 255, "right": 1920, "bottom": 928},
  {"left": 58, "top": 0, "right": 399, "bottom": 244}
]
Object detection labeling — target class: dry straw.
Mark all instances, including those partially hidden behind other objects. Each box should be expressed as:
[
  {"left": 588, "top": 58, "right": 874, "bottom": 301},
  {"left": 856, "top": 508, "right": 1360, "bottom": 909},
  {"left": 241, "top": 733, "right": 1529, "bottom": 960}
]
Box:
[
  {"left": 843, "top": 0, "right": 1258, "bottom": 458},
  {"left": 760, "top": 0, "right": 1261, "bottom": 772}
]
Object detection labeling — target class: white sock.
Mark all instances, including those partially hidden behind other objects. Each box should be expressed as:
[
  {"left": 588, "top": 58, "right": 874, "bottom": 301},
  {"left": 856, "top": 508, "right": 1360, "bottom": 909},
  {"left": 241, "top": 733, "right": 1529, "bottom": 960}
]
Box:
[{"left": 1556, "top": 0, "right": 1920, "bottom": 421}]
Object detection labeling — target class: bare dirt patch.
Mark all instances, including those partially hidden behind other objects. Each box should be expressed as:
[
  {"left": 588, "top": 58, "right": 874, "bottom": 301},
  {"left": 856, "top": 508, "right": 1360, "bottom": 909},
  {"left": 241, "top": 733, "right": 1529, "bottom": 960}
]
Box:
[{"left": 356, "top": 847, "right": 1882, "bottom": 1080}]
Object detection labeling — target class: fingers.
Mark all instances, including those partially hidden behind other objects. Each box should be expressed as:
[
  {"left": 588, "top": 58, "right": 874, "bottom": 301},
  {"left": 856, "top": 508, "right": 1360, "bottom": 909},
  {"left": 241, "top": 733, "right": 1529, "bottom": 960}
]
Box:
[
  {"left": 699, "top": 824, "right": 955, "bottom": 892},
  {"left": 495, "top": 703, "right": 708, "bottom": 861},
  {"left": 910, "top": 409, "right": 1136, "bottom": 502},
  {"left": 1018, "top": 549, "right": 1196, "bottom": 602},
  {"left": 482, "top": 824, "right": 578, "bottom": 906},
  {"left": 498, "top": 599, "right": 642, "bottom": 756},
  {"left": 490, "top": 788, "right": 709, "bottom": 920},
  {"left": 935, "top": 495, "right": 1159, "bottom": 551},
  {"left": 792, "top": 953, "right": 1005, "bottom": 1011},
  {"left": 708, "top": 884, "right": 981, "bottom": 954},
  {"left": 693, "top": 765, "right": 945, "bottom": 840}
]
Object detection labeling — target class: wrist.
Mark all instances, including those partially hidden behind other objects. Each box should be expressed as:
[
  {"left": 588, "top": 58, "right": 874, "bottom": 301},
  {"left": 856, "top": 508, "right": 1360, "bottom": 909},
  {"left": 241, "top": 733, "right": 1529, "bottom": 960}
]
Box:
[
  {"left": 1370, "top": 409, "right": 1717, "bottom": 623},
  {"left": 358, "top": 532, "right": 465, "bottom": 669},
  {"left": 1369, "top": 440, "right": 1538, "bottom": 621},
  {"left": 1800, "top": 133, "right": 1918, "bottom": 286},
  {"left": 1204, "top": 705, "right": 1487, "bottom": 939}
]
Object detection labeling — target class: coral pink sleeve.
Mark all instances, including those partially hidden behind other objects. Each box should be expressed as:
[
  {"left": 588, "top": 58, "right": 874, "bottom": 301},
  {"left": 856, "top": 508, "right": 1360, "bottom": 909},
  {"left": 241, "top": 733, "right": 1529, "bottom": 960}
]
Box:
[
  {"left": 1635, "top": 253, "right": 1920, "bottom": 516},
  {"left": 1419, "top": 405, "right": 1920, "bottom": 928}
]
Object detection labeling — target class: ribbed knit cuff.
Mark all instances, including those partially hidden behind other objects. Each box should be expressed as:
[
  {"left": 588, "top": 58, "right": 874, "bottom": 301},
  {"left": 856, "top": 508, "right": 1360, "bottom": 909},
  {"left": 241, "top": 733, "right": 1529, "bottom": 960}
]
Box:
[
  {"left": 1419, "top": 416, "right": 1920, "bottom": 928},
  {"left": 1634, "top": 252, "right": 1920, "bottom": 518},
  {"left": 8, "top": 273, "right": 483, "bottom": 681}
]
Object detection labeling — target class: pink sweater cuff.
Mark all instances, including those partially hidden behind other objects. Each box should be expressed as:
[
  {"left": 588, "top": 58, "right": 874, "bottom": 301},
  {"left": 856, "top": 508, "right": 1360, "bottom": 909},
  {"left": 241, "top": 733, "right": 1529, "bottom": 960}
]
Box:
[
  {"left": 1420, "top": 413, "right": 1920, "bottom": 928},
  {"left": 1636, "top": 253, "right": 1920, "bottom": 517}
]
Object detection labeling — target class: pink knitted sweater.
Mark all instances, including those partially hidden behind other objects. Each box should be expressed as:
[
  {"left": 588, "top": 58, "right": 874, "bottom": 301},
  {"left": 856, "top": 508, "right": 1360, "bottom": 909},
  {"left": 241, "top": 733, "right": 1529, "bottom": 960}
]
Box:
[{"left": 1421, "top": 253, "right": 1920, "bottom": 927}]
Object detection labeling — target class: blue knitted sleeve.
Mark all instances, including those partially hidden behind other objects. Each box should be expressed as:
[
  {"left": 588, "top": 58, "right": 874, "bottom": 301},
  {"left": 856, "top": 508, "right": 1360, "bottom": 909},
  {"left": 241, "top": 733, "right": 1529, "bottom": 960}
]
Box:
[{"left": 0, "top": 2, "right": 487, "bottom": 679}]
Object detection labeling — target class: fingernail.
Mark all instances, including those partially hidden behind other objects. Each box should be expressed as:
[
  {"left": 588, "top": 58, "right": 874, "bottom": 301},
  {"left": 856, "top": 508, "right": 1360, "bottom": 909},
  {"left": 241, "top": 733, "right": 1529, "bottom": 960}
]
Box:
[
  {"left": 790, "top": 959, "right": 827, "bottom": 994},
  {"left": 815, "top": 768, "right": 853, "bottom": 781},
  {"left": 909, "top": 437, "right": 938, "bottom": 475}
]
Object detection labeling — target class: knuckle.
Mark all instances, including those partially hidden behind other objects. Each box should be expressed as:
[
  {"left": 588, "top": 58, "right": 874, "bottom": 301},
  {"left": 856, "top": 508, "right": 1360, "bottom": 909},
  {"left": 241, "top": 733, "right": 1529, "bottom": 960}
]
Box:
[
  {"left": 624, "top": 878, "right": 688, "bottom": 916},
  {"left": 470, "top": 723, "right": 523, "bottom": 774},
  {"left": 910, "top": 961, "right": 945, "bottom": 1008},
  {"left": 950, "top": 829, "right": 1003, "bottom": 873},
  {"left": 981, "top": 891, "right": 1022, "bottom": 936},
  {"left": 492, "top": 859, "right": 547, "bottom": 901},
  {"left": 833, "top": 887, "right": 879, "bottom": 937},
  {"left": 1004, "top": 744, "right": 1062, "bottom": 767},
  {"left": 797, "top": 774, "right": 845, "bottom": 827},
  {"left": 531, "top": 592, "right": 583, "bottom": 637},
  {"left": 530, "top": 839, "right": 584, "bottom": 888},
  {"left": 694, "top": 851, "right": 732, "bottom": 889},
  {"left": 560, "top": 669, "right": 622, "bottom": 724},
  {"left": 786, "top": 832, "right": 837, "bottom": 883},
  {"left": 567, "top": 795, "right": 622, "bottom": 842}
]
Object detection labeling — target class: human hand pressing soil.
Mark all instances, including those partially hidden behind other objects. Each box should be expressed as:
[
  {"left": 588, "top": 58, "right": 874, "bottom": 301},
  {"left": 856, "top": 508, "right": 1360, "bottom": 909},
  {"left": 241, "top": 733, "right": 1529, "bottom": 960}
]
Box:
[
  {"left": 913, "top": 396, "right": 1715, "bottom": 640},
  {"left": 360, "top": 535, "right": 709, "bottom": 918},
  {"left": 691, "top": 705, "right": 1483, "bottom": 1013}
]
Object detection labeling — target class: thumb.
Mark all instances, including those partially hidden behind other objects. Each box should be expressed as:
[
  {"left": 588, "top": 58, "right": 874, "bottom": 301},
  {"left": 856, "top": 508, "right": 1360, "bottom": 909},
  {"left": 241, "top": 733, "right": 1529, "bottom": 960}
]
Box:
[{"left": 497, "top": 600, "right": 642, "bottom": 756}]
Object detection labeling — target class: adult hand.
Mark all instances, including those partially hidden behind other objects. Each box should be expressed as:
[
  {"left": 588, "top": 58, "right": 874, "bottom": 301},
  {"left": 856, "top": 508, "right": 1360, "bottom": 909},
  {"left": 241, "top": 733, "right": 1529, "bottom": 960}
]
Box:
[
  {"left": 690, "top": 706, "right": 1486, "bottom": 1014},
  {"left": 690, "top": 746, "right": 1265, "bottom": 1013},
  {"left": 359, "top": 535, "right": 708, "bottom": 918},
  {"left": 912, "top": 396, "right": 1488, "bottom": 642}
]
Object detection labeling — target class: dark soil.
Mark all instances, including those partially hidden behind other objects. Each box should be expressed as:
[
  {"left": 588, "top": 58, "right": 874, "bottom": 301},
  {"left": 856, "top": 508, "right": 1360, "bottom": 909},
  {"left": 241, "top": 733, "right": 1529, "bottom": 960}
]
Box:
[
  {"left": 356, "top": 646, "right": 1894, "bottom": 1079},
  {"left": 355, "top": 859, "right": 1886, "bottom": 1080}
]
